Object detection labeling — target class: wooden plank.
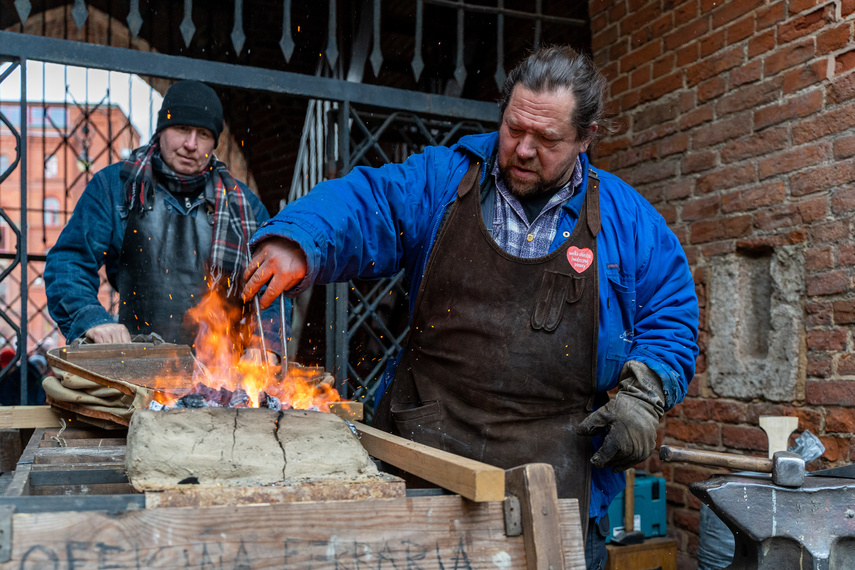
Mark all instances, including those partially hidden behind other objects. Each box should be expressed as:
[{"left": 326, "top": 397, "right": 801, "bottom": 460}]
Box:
[
  {"left": 558, "top": 499, "right": 587, "bottom": 570},
  {"left": 39, "top": 438, "right": 127, "bottom": 448},
  {"left": 0, "top": 495, "right": 527, "bottom": 568},
  {"left": 145, "top": 474, "right": 405, "bottom": 508},
  {"left": 31, "top": 483, "right": 137, "bottom": 496},
  {"left": 44, "top": 427, "right": 127, "bottom": 440},
  {"left": 33, "top": 447, "right": 125, "bottom": 466},
  {"left": 505, "top": 463, "right": 566, "bottom": 570},
  {"left": 354, "top": 422, "right": 504, "bottom": 502},
  {"left": 3, "top": 428, "right": 45, "bottom": 498},
  {"left": 0, "top": 406, "right": 70, "bottom": 430},
  {"left": 605, "top": 537, "right": 678, "bottom": 570}
]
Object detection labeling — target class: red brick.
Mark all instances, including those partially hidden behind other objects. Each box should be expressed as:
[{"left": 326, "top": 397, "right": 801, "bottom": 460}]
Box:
[
  {"left": 682, "top": 151, "right": 717, "bottom": 174},
  {"left": 841, "top": 244, "right": 855, "bottom": 266},
  {"left": 623, "top": 158, "right": 679, "bottom": 186},
  {"left": 675, "top": 43, "right": 699, "bottom": 67},
  {"left": 817, "top": 23, "right": 852, "bottom": 55},
  {"left": 609, "top": 1, "right": 628, "bottom": 22},
  {"left": 727, "top": 16, "right": 755, "bottom": 45},
  {"left": 689, "top": 215, "right": 752, "bottom": 243},
  {"left": 697, "top": 76, "right": 727, "bottom": 102},
  {"left": 749, "top": 29, "right": 777, "bottom": 58},
  {"left": 806, "top": 247, "right": 834, "bottom": 271},
  {"left": 783, "top": 59, "right": 828, "bottom": 94},
  {"left": 790, "top": 160, "right": 855, "bottom": 196},
  {"left": 621, "top": 3, "right": 668, "bottom": 39},
  {"left": 810, "top": 220, "right": 852, "bottom": 243},
  {"left": 589, "top": 0, "right": 613, "bottom": 16},
  {"left": 757, "top": 143, "right": 829, "bottom": 179},
  {"left": 692, "top": 113, "right": 753, "bottom": 148},
  {"left": 754, "top": 89, "right": 823, "bottom": 130},
  {"left": 757, "top": 1, "right": 786, "bottom": 30},
  {"left": 665, "top": 178, "right": 694, "bottom": 201},
  {"left": 700, "top": 29, "right": 726, "bottom": 57},
  {"left": 833, "top": 300, "right": 855, "bottom": 324},
  {"left": 845, "top": 0, "right": 855, "bottom": 18},
  {"left": 721, "top": 127, "right": 788, "bottom": 163},
  {"left": 686, "top": 46, "right": 744, "bottom": 86},
  {"left": 665, "top": 419, "right": 721, "bottom": 445},
  {"left": 696, "top": 163, "right": 755, "bottom": 194},
  {"left": 730, "top": 59, "right": 762, "bottom": 87},
  {"left": 765, "top": 40, "right": 815, "bottom": 76},
  {"left": 721, "top": 425, "right": 767, "bottom": 452},
  {"left": 610, "top": 75, "right": 629, "bottom": 97},
  {"left": 674, "top": 0, "right": 698, "bottom": 26},
  {"left": 609, "top": 41, "right": 630, "bottom": 64},
  {"left": 659, "top": 133, "right": 689, "bottom": 157},
  {"left": 808, "top": 352, "right": 833, "bottom": 377},
  {"left": 673, "top": 465, "right": 719, "bottom": 486},
  {"left": 592, "top": 23, "right": 619, "bottom": 52},
  {"left": 836, "top": 50, "right": 855, "bottom": 75},
  {"left": 721, "top": 181, "right": 786, "bottom": 213},
  {"left": 641, "top": 72, "right": 684, "bottom": 104},
  {"left": 778, "top": 5, "right": 835, "bottom": 44},
  {"left": 807, "top": 381, "right": 855, "bottom": 405},
  {"left": 827, "top": 407, "right": 855, "bottom": 433},
  {"left": 806, "top": 301, "right": 834, "bottom": 327},
  {"left": 651, "top": 12, "right": 674, "bottom": 37},
  {"left": 807, "top": 270, "right": 851, "bottom": 296},
  {"left": 630, "top": 65, "right": 652, "bottom": 88},
  {"left": 682, "top": 195, "right": 720, "bottom": 221},
  {"left": 672, "top": 508, "right": 701, "bottom": 534},
  {"left": 799, "top": 197, "right": 829, "bottom": 222},
  {"left": 832, "top": 187, "right": 855, "bottom": 213},
  {"left": 789, "top": 0, "right": 822, "bottom": 14},
  {"left": 652, "top": 53, "right": 675, "bottom": 79},
  {"left": 828, "top": 70, "right": 855, "bottom": 106},
  {"left": 665, "top": 18, "right": 711, "bottom": 52},
  {"left": 614, "top": 144, "right": 657, "bottom": 170},
  {"left": 840, "top": 354, "right": 855, "bottom": 376},
  {"left": 680, "top": 105, "right": 714, "bottom": 130},
  {"left": 680, "top": 399, "right": 749, "bottom": 423},
  {"left": 754, "top": 204, "right": 802, "bottom": 231},
  {"left": 620, "top": 41, "right": 664, "bottom": 74},
  {"left": 711, "top": 0, "right": 765, "bottom": 28}
]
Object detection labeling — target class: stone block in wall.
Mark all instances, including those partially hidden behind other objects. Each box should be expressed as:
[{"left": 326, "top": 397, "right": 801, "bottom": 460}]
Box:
[{"left": 707, "top": 247, "right": 806, "bottom": 401}]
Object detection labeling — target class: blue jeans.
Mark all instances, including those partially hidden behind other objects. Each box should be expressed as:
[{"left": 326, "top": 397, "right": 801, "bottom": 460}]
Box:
[{"left": 585, "top": 515, "right": 609, "bottom": 570}]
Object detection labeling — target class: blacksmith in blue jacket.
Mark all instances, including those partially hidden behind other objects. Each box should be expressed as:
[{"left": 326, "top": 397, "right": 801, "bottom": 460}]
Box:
[{"left": 243, "top": 46, "right": 699, "bottom": 568}]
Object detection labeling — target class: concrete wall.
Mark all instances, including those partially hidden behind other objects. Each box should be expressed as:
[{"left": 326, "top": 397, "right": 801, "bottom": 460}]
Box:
[{"left": 589, "top": 0, "right": 855, "bottom": 567}]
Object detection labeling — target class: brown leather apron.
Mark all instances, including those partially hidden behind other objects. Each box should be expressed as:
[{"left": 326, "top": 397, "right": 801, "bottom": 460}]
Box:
[{"left": 375, "top": 157, "right": 601, "bottom": 527}]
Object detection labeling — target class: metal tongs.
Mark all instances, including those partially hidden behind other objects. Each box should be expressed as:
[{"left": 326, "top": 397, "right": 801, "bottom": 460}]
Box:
[{"left": 246, "top": 243, "right": 289, "bottom": 378}]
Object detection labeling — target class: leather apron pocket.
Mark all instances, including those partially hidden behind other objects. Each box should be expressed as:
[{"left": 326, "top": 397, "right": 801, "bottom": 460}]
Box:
[
  {"left": 390, "top": 400, "right": 444, "bottom": 450},
  {"left": 531, "top": 270, "right": 586, "bottom": 332}
]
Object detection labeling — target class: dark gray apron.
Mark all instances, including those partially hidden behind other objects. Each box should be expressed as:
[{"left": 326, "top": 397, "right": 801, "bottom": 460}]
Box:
[{"left": 116, "top": 190, "right": 214, "bottom": 346}]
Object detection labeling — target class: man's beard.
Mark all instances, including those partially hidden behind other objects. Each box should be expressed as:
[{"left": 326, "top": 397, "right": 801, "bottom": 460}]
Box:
[{"left": 498, "top": 158, "right": 564, "bottom": 198}]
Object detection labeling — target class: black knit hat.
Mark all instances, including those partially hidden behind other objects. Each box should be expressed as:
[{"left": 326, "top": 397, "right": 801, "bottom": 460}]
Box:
[{"left": 156, "top": 80, "right": 223, "bottom": 147}]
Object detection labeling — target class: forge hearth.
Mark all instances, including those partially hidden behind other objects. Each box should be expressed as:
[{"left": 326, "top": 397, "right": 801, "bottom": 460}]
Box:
[{"left": 125, "top": 408, "right": 379, "bottom": 491}]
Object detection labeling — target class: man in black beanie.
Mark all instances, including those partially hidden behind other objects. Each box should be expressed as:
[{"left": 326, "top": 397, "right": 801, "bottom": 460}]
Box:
[{"left": 45, "top": 80, "right": 287, "bottom": 363}]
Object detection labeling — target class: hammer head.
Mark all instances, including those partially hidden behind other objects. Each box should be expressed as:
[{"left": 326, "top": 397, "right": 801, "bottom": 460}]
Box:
[{"left": 772, "top": 451, "right": 805, "bottom": 488}]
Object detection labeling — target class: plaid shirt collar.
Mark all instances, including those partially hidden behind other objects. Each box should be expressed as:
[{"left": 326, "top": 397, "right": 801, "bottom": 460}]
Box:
[{"left": 490, "top": 156, "right": 583, "bottom": 258}]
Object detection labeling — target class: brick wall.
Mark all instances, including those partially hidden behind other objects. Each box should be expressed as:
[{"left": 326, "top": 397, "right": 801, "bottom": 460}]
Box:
[{"left": 589, "top": 0, "right": 855, "bottom": 566}]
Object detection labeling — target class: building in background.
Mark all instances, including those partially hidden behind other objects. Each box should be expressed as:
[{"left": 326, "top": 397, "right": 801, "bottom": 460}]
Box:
[{"left": 0, "top": 101, "right": 139, "bottom": 352}]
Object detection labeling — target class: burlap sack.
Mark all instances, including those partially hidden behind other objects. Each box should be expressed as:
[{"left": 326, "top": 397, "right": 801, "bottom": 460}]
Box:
[{"left": 42, "top": 369, "right": 152, "bottom": 422}]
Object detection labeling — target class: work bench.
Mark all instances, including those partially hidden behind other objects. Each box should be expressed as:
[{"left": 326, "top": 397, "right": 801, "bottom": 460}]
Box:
[{"left": 0, "top": 407, "right": 586, "bottom": 569}]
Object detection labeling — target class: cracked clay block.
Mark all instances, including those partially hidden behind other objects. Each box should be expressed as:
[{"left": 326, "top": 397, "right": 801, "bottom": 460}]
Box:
[{"left": 125, "top": 408, "right": 378, "bottom": 490}]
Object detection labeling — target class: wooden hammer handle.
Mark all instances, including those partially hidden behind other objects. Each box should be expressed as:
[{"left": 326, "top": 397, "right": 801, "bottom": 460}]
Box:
[{"left": 659, "top": 445, "right": 773, "bottom": 473}]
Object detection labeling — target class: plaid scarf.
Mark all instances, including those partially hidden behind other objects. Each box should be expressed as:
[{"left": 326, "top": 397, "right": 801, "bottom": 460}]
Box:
[{"left": 121, "top": 139, "right": 257, "bottom": 296}]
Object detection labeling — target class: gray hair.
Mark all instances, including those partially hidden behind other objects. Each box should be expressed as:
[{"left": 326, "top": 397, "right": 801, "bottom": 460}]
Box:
[{"left": 498, "top": 46, "right": 612, "bottom": 144}]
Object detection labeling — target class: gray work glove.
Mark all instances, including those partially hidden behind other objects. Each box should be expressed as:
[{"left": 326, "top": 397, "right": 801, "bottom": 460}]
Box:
[{"left": 575, "top": 361, "right": 666, "bottom": 471}]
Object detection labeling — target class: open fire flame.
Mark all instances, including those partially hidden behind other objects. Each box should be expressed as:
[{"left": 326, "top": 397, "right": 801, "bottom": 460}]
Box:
[{"left": 150, "top": 287, "right": 346, "bottom": 412}]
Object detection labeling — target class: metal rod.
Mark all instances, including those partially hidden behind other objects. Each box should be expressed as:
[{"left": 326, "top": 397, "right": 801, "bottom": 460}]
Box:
[
  {"left": 279, "top": 294, "right": 289, "bottom": 377},
  {"left": 245, "top": 243, "right": 270, "bottom": 379},
  {"left": 422, "top": 0, "right": 586, "bottom": 26}
]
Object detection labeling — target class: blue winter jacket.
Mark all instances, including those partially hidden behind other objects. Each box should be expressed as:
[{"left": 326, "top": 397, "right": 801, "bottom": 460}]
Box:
[
  {"left": 251, "top": 132, "right": 699, "bottom": 521},
  {"left": 45, "top": 162, "right": 286, "bottom": 354}
]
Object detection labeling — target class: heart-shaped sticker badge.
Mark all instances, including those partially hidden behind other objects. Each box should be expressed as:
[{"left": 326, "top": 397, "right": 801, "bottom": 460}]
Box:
[{"left": 566, "top": 246, "right": 593, "bottom": 273}]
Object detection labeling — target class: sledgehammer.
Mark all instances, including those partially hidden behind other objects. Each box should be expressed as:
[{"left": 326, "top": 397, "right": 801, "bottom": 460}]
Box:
[{"left": 659, "top": 445, "right": 805, "bottom": 488}]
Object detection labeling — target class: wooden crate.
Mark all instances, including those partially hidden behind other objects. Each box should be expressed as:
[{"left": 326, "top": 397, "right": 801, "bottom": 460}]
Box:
[
  {"left": 605, "top": 537, "right": 678, "bottom": 570},
  {"left": 0, "top": 416, "right": 587, "bottom": 569}
]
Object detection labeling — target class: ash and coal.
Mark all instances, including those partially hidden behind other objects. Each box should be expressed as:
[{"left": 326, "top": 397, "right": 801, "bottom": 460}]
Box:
[{"left": 149, "top": 382, "right": 321, "bottom": 412}]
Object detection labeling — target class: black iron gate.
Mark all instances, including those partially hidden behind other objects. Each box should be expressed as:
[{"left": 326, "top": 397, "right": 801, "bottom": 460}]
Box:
[{"left": 0, "top": 0, "right": 589, "bottom": 411}]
